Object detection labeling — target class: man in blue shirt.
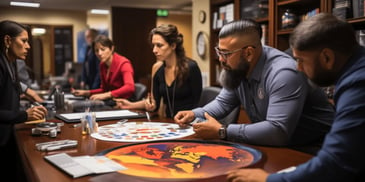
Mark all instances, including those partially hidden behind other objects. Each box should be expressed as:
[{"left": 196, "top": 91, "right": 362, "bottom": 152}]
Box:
[
  {"left": 175, "top": 19, "right": 334, "bottom": 153},
  {"left": 81, "top": 28, "right": 100, "bottom": 89},
  {"left": 227, "top": 13, "right": 365, "bottom": 182}
]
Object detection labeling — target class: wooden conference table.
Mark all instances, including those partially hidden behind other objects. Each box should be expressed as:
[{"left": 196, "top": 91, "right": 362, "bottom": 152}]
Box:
[{"left": 14, "top": 114, "right": 313, "bottom": 182}]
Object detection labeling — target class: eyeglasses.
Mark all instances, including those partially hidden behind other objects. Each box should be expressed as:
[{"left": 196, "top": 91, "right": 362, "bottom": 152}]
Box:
[{"left": 214, "top": 45, "right": 255, "bottom": 61}]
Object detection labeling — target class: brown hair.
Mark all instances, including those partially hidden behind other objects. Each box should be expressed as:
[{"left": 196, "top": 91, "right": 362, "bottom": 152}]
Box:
[{"left": 150, "top": 24, "right": 189, "bottom": 87}]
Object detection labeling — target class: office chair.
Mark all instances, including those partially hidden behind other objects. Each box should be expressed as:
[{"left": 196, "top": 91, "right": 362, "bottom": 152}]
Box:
[
  {"left": 198, "top": 86, "right": 240, "bottom": 125},
  {"left": 129, "top": 83, "right": 147, "bottom": 102}
]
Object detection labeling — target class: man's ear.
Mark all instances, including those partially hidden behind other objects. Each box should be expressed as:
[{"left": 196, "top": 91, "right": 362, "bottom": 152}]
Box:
[
  {"left": 321, "top": 48, "right": 335, "bottom": 70},
  {"left": 244, "top": 46, "right": 255, "bottom": 60}
]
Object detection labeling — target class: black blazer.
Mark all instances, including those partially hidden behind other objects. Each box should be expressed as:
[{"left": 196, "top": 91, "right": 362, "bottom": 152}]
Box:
[{"left": 0, "top": 54, "right": 27, "bottom": 146}]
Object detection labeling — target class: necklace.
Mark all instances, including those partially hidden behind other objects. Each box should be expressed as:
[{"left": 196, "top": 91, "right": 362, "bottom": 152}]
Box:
[{"left": 165, "top": 81, "right": 176, "bottom": 118}]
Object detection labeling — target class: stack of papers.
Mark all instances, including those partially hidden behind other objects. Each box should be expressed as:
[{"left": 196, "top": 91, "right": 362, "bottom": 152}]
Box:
[{"left": 44, "top": 153, "right": 126, "bottom": 178}]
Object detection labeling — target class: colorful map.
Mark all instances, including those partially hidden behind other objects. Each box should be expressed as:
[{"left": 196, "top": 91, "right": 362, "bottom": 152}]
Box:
[
  {"left": 101, "top": 140, "right": 262, "bottom": 180},
  {"left": 91, "top": 122, "right": 195, "bottom": 142}
]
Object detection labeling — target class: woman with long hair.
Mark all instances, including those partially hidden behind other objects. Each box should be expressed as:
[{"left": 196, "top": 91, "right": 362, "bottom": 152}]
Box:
[{"left": 115, "top": 24, "right": 202, "bottom": 118}]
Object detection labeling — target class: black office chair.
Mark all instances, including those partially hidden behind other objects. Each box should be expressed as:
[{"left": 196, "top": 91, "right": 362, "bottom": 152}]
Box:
[
  {"left": 198, "top": 86, "right": 240, "bottom": 125},
  {"left": 129, "top": 83, "right": 147, "bottom": 102}
]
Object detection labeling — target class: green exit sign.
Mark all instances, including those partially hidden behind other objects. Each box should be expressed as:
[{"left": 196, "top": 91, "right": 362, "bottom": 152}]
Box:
[{"left": 157, "top": 9, "right": 169, "bottom": 17}]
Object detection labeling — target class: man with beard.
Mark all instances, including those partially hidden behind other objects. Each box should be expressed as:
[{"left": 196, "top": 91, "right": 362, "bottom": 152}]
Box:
[
  {"left": 174, "top": 19, "right": 334, "bottom": 154},
  {"left": 226, "top": 13, "right": 365, "bottom": 182}
]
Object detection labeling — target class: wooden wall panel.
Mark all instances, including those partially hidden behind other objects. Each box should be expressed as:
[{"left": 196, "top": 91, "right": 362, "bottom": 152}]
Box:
[{"left": 111, "top": 7, "right": 156, "bottom": 89}]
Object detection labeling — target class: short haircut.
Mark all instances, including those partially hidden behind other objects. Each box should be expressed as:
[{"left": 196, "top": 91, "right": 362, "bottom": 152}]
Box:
[
  {"left": 218, "top": 19, "right": 262, "bottom": 40},
  {"left": 290, "top": 13, "right": 358, "bottom": 54}
]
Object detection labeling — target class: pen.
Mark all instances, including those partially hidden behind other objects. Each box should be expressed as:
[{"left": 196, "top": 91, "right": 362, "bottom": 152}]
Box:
[
  {"left": 146, "top": 112, "right": 151, "bottom": 122},
  {"left": 148, "top": 93, "right": 152, "bottom": 104},
  {"left": 72, "top": 123, "right": 81, "bottom": 128},
  {"left": 30, "top": 101, "right": 42, "bottom": 108},
  {"left": 33, "top": 102, "right": 41, "bottom": 106},
  {"left": 117, "top": 119, "right": 128, "bottom": 126}
]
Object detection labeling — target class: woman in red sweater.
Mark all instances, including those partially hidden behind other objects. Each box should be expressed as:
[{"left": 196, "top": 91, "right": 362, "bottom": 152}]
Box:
[{"left": 72, "top": 35, "right": 135, "bottom": 104}]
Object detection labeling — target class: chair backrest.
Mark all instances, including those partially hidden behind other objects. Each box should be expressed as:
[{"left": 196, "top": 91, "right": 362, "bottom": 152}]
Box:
[
  {"left": 198, "top": 86, "right": 240, "bottom": 125},
  {"left": 129, "top": 83, "right": 147, "bottom": 102}
]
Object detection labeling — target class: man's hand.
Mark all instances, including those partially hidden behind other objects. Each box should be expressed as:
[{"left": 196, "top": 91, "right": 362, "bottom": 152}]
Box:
[
  {"left": 226, "top": 168, "right": 269, "bottom": 182},
  {"left": 26, "top": 105, "right": 48, "bottom": 120},
  {"left": 174, "top": 110, "right": 195, "bottom": 128},
  {"left": 192, "top": 112, "right": 221, "bottom": 140}
]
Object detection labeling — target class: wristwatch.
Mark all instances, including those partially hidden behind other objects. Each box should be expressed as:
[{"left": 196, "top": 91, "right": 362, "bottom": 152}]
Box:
[{"left": 218, "top": 125, "right": 227, "bottom": 140}]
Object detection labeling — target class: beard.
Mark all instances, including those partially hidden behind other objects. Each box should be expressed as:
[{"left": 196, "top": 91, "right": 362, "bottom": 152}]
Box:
[
  {"left": 305, "top": 57, "right": 337, "bottom": 87},
  {"left": 309, "top": 70, "right": 337, "bottom": 87},
  {"left": 219, "top": 55, "right": 250, "bottom": 90}
]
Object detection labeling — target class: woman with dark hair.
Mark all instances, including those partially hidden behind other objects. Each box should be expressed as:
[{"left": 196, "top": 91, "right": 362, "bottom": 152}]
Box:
[
  {"left": 0, "top": 20, "right": 47, "bottom": 180},
  {"left": 72, "top": 35, "right": 135, "bottom": 105},
  {"left": 115, "top": 24, "right": 203, "bottom": 118}
]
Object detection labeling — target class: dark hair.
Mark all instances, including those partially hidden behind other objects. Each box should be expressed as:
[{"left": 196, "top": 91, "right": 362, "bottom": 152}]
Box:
[
  {"left": 0, "top": 20, "right": 28, "bottom": 54},
  {"left": 150, "top": 24, "right": 189, "bottom": 87},
  {"left": 0, "top": 20, "right": 28, "bottom": 92},
  {"left": 94, "top": 34, "right": 114, "bottom": 50},
  {"left": 219, "top": 19, "right": 262, "bottom": 41},
  {"left": 290, "top": 13, "right": 358, "bottom": 55},
  {"left": 87, "top": 28, "right": 99, "bottom": 38}
]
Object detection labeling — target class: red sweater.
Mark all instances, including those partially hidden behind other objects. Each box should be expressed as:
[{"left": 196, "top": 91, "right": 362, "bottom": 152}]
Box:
[{"left": 90, "top": 53, "right": 135, "bottom": 98}]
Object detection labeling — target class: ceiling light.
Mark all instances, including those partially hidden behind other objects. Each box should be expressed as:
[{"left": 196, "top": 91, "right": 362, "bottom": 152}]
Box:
[
  {"left": 10, "top": 1, "right": 40, "bottom": 8},
  {"left": 90, "top": 9, "right": 109, "bottom": 15},
  {"left": 32, "top": 28, "right": 46, "bottom": 36}
]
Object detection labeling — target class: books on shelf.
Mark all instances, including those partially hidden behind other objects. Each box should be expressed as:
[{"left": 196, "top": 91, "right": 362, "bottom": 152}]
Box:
[
  {"left": 261, "top": 24, "right": 268, "bottom": 45},
  {"left": 352, "top": 0, "right": 365, "bottom": 18},
  {"left": 241, "top": 0, "right": 268, "bottom": 19},
  {"left": 213, "top": 3, "right": 234, "bottom": 29},
  {"left": 333, "top": 0, "right": 353, "bottom": 19},
  {"left": 300, "top": 8, "right": 320, "bottom": 22},
  {"left": 356, "top": 29, "right": 365, "bottom": 46},
  {"left": 333, "top": 0, "right": 365, "bottom": 19}
]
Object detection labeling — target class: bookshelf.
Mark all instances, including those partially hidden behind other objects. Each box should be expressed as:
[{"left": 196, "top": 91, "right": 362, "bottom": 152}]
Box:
[
  {"left": 208, "top": 0, "right": 365, "bottom": 86},
  {"left": 274, "top": 0, "right": 325, "bottom": 51},
  {"left": 210, "top": 0, "right": 238, "bottom": 86},
  {"left": 209, "top": 0, "right": 270, "bottom": 86}
]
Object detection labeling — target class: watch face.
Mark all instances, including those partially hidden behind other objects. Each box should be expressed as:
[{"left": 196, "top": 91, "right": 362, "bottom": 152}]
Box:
[{"left": 219, "top": 127, "right": 226, "bottom": 139}]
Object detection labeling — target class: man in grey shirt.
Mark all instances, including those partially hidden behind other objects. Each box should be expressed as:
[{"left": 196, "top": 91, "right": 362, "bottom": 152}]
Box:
[{"left": 174, "top": 19, "right": 334, "bottom": 152}]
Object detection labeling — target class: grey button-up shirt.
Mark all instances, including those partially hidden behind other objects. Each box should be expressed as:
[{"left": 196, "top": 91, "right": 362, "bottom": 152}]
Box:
[{"left": 193, "top": 46, "right": 334, "bottom": 146}]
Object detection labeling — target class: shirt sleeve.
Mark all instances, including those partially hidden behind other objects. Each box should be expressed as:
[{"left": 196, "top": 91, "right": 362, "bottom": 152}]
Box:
[
  {"left": 20, "top": 82, "right": 28, "bottom": 93},
  {"left": 110, "top": 62, "right": 135, "bottom": 98},
  {"left": 193, "top": 88, "right": 240, "bottom": 120}
]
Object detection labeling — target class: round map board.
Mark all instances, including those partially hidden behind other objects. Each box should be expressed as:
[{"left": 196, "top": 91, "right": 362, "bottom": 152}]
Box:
[{"left": 97, "top": 139, "right": 262, "bottom": 180}]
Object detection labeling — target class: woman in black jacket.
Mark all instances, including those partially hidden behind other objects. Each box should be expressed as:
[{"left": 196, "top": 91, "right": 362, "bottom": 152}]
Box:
[{"left": 0, "top": 20, "right": 47, "bottom": 180}]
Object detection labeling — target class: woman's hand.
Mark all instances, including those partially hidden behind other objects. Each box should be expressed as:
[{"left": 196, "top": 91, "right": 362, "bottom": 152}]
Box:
[
  {"left": 114, "top": 98, "right": 134, "bottom": 109},
  {"left": 71, "top": 88, "right": 89, "bottom": 97},
  {"left": 144, "top": 93, "right": 156, "bottom": 112},
  {"left": 89, "top": 92, "right": 111, "bottom": 100}
]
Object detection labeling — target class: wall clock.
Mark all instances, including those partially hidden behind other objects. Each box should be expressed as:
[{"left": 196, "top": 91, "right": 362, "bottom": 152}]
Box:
[
  {"left": 199, "top": 10, "right": 206, "bottom": 24},
  {"left": 196, "top": 31, "right": 208, "bottom": 59}
]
